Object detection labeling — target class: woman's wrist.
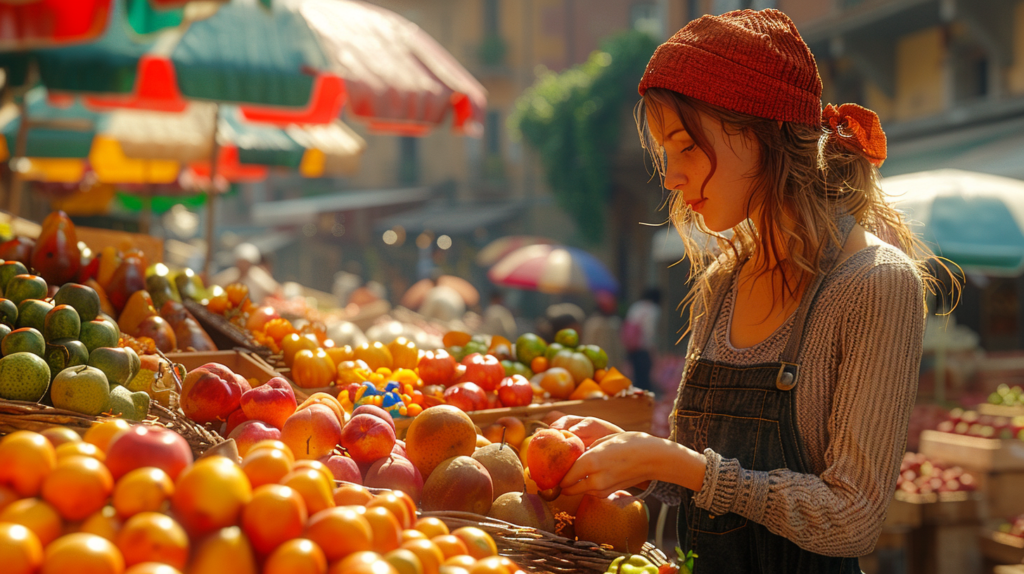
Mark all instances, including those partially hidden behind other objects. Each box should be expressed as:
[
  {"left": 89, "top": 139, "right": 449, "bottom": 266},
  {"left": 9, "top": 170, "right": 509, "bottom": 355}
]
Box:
[{"left": 643, "top": 435, "right": 707, "bottom": 492}]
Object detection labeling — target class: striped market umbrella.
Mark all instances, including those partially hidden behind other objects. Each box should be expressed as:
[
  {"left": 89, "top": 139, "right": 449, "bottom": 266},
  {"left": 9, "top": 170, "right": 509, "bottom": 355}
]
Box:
[
  {"left": 489, "top": 244, "right": 619, "bottom": 295},
  {"left": 884, "top": 169, "right": 1024, "bottom": 276},
  {"left": 476, "top": 235, "right": 555, "bottom": 266}
]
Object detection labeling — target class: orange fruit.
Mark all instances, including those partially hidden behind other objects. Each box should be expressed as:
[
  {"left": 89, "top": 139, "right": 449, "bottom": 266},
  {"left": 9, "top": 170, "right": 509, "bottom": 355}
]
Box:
[
  {"left": 124, "top": 564, "right": 182, "bottom": 574},
  {"left": 42, "top": 533, "right": 125, "bottom": 574},
  {"left": 364, "top": 505, "right": 402, "bottom": 554},
  {"left": 241, "top": 484, "right": 308, "bottom": 555},
  {"left": 171, "top": 456, "right": 253, "bottom": 536},
  {"left": 0, "top": 522, "right": 43, "bottom": 574},
  {"left": 353, "top": 342, "right": 393, "bottom": 371},
  {"left": 443, "top": 555, "right": 476, "bottom": 567},
  {"left": 0, "top": 484, "right": 18, "bottom": 513},
  {"left": 430, "top": 535, "right": 467, "bottom": 560},
  {"left": 41, "top": 427, "right": 82, "bottom": 448},
  {"left": 334, "top": 483, "right": 374, "bottom": 507},
  {"left": 330, "top": 552, "right": 400, "bottom": 574},
  {"left": 293, "top": 460, "right": 335, "bottom": 486},
  {"left": 0, "top": 497, "right": 63, "bottom": 546},
  {"left": 399, "top": 539, "right": 445, "bottom": 574},
  {"left": 305, "top": 506, "right": 373, "bottom": 562},
  {"left": 442, "top": 332, "right": 472, "bottom": 348},
  {"left": 83, "top": 419, "right": 132, "bottom": 452},
  {"left": 80, "top": 506, "right": 123, "bottom": 541},
  {"left": 404, "top": 406, "right": 476, "bottom": 477},
  {"left": 388, "top": 337, "right": 420, "bottom": 370},
  {"left": 116, "top": 512, "right": 189, "bottom": 570},
  {"left": 414, "top": 517, "right": 449, "bottom": 538},
  {"left": 368, "top": 493, "right": 415, "bottom": 527},
  {"left": 385, "top": 548, "right": 425, "bottom": 574},
  {"left": 247, "top": 440, "right": 296, "bottom": 464},
  {"left": 450, "top": 527, "right": 496, "bottom": 560},
  {"left": 529, "top": 356, "right": 548, "bottom": 373},
  {"left": 113, "top": 467, "right": 174, "bottom": 519},
  {"left": 241, "top": 448, "right": 293, "bottom": 488},
  {"left": 264, "top": 538, "right": 327, "bottom": 574},
  {"left": 467, "top": 556, "right": 521, "bottom": 574},
  {"left": 0, "top": 431, "right": 57, "bottom": 497},
  {"left": 282, "top": 469, "right": 335, "bottom": 516},
  {"left": 42, "top": 455, "right": 114, "bottom": 521},
  {"left": 56, "top": 441, "right": 106, "bottom": 462},
  {"left": 402, "top": 529, "right": 428, "bottom": 543},
  {"left": 188, "top": 525, "right": 258, "bottom": 574}
]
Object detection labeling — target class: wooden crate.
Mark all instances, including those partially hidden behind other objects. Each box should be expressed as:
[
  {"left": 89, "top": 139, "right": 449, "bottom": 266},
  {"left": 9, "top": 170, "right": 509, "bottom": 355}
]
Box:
[
  {"left": 978, "top": 403, "right": 1024, "bottom": 418},
  {"left": 75, "top": 226, "right": 164, "bottom": 264},
  {"left": 980, "top": 529, "right": 1024, "bottom": 570},
  {"left": 995, "top": 566, "right": 1024, "bottom": 574},
  {"left": 466, "top": 392, "right": 655, "bottom": 433},
  {"left": 920, "top": 430, "right": 1024, "bottom": 472},
  {"left": 164, "top": 350, "right": 310, "bottom": 401}
]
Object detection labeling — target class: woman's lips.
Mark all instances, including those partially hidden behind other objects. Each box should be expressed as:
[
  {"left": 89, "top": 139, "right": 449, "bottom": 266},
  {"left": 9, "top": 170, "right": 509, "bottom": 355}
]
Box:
[{"left": 685, "top": 198, "right": 706, "bottom": 211}]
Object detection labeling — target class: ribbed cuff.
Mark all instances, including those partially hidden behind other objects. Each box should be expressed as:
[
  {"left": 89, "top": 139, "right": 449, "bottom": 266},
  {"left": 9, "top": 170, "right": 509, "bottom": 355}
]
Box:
[
  {"left": 694, "top": 449, "right": 738, "bottom": 515},
  {"left": 731, "top": 467, "right": 770, "bottom": 523},
  {"left": 647, "top": 480, "right": 684, "bottom": 506}
]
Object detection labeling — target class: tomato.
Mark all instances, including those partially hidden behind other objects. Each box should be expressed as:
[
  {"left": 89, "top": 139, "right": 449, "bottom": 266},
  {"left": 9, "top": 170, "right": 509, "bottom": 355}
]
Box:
[
  {"left": 497, "top": 375, "right": 533, "bottom": 407},
  {"left": 282, "top": 333, "right": 320, "bottom": 368},
  {"left": 417, "top": 350, "right": 457, "bottom": 387},
  {"left": 544, "top": 342, "right": 565, "bottom": 361},
  {"left": 458, "top": 353, "right": 505, "bottom": 391},
  {"left": 550, "top": 350, "right": 594, "bottom": 383},
  {"left": 539, "top": 367, "right": 575, "bottom": 399},
  {"left": 388, "top": 337, "right": 420, "bottom": 370},
  {"left": 580, "top": 345, "right": 608, "bottom": 370},
  {"left": 353, "top": 342, "right": 394, "bottom": 371},
  {"left": 292, "top": 348, "right": 336, "bottom": 388},
  {"left": 554, "top": 328, "right": 579, "bottom": 347},
  {"left": 515, "top": 333, "right": 547, "bottom": 365},
  {"left": 443, "top": 382, "right": 487, "bottom": 412}
]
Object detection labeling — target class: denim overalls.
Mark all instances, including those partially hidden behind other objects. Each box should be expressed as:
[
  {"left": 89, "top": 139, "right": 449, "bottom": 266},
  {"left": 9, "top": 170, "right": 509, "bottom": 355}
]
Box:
[{"left": 673, "top": 214, "right": 860, "bottom": 573}]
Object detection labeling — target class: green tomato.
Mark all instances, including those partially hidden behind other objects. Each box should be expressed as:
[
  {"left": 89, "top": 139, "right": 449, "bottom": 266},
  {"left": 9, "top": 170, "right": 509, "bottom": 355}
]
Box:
[
  {"left": 447, "top": 345, "right": 466, "bottom": 362},
  {"left": 501, "top": 360, "right": 515, "bottom": 376},
  {"left": 554, "top": 328, "right": 579, "bottom": 347},
  {"left": 544, "top": 342, "right": 565, "bottom": 361},
  {"left": 509, "top": 361, "right": 533, "bottom": 378},
  {"left": 581, "top": 344, "right": 609, "bottom": 370},
  {"left": 463, "top": 340, "right": 489, "bottom": 357},
  {"left": 515, "top": 333, "right": 547, "bottom": 364}
]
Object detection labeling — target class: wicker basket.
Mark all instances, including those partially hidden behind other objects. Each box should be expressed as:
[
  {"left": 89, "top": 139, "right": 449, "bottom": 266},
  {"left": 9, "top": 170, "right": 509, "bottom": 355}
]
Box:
[
  {"left": 183, "top": 299, "right": 272, "bottom": 357},
  {"left": 0, "top": 398, "right": 225, "bottom": 458},
  {"left": 421, "top": 510, "right": 670, "bottom": 573}
]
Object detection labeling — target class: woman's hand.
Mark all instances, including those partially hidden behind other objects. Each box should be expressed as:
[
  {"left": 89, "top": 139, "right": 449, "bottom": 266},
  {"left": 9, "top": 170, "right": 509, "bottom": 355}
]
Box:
[
  {"left": 549, "top": 416, "right": 624, "bottom": 448},
  {"left": 559, "top": 432, "right": 707, "bottom": 498}
]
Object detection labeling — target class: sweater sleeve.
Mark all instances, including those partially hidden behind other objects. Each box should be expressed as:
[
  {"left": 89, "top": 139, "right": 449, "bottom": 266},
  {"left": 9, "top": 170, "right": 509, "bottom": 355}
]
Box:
[{"left": 691, "top": 261, "right": 924, "bottom": 557}]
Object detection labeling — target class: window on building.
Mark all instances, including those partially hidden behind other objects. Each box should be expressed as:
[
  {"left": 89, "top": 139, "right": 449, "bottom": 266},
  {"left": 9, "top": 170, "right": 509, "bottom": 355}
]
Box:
[
  {"left": 479, "top": 0, "right": 505, "bottom": 66},
  {"left": 631, "top": 2, "right": 663, "bottom": 38},
  {"left": 952, "top": 45, "right": 990, "bottom": 103},
  {"left": 398, "top": 137, "right": 419, "bottom": 186},
  {"left": 484, "top": 110, "right": 505, "bottom": 182}
]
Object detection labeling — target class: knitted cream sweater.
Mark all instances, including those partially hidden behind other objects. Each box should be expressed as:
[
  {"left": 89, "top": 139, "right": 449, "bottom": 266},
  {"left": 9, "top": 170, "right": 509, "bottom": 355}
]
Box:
[{"left": 653, "top": 243, "right": 925, "bottom": 558}]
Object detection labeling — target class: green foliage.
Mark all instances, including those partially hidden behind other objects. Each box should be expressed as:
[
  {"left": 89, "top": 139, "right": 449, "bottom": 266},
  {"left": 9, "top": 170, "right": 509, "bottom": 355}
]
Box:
[
  {"left": 676, "top": 548, "right": 697, "bottom": 574},
  {"left": 509, "top": 31, "right": 658, "bottom": 244}
]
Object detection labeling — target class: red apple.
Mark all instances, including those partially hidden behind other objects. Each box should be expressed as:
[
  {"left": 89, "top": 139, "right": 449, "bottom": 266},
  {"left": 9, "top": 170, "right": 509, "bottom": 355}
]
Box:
[
  {"left": 105, "top": 425, "right": 194, "bottom": 481},
  {"left": 458, "top": 353, "right": 505, "bottom": 391},
  {"left": 240, "top": 376, "right": 297, "bottom": 430},
  {"left": 443, "top": 382, "right": 487, "bottom": 412},
  {"left": 340, "top": 414, "right": 396, "bottom": 464},
  {"left": 224, "top": 408, "right": 250, "bottom": 436},
  {"left": 498, "top": 375, "right": 533, "bottom": 407},
  {"left": 180, "top": 363, "right": 252, "bottom": 425},
  {"left": 418, "top": 350, "right": 457, "bottom": 387},
  {"left": 364, "top": 454, "right": 424, "bottom": 503},
  {"left": 352, "top": 404, "right": 395, "bottom": 433},
  {"left": 319, "top": 454, "right": 362, "bottom": 485},
  {"left": 228, "top": 420, "right": 282, "bottom": 457}
]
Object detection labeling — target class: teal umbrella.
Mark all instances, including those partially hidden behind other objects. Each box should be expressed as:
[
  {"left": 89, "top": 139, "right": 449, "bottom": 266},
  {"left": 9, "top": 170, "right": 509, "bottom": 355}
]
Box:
[{"left": 883, "top": 169, "right": 1024, "bottom": 276}]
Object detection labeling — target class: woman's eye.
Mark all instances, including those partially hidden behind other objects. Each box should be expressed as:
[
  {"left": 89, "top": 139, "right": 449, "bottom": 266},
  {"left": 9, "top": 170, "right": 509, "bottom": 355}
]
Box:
[{"left": 681, "top": 144, "right": 696, "bottom": 153}]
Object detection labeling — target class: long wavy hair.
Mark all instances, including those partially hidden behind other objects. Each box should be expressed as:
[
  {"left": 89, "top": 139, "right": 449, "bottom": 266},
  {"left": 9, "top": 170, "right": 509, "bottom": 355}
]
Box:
[{"left": 636, "top": 88, "right": 959, "bottom": 341}]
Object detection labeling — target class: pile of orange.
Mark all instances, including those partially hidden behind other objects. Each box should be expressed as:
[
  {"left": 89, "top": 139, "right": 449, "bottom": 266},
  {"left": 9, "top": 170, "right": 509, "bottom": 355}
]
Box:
[{"left": 0, "top": 420, "right": 524, "bottom": 574}]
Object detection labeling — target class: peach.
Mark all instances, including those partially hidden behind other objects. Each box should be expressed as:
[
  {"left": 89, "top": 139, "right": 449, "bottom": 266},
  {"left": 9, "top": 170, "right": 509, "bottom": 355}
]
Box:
[
  {"left": 296, "top": 393, "right": 345, "bottom": 426},
  {"left": 340, "top": 414, "right": 396, "bottom": 464},
  {"left": 105, "top": 425, "right": 193, "bottom": 481},
  {"left": 574, "top": 490, "right": 648, "bottom": 554},
  {"left": 240, "top": 377, "right": 297, "bottom": 430},
  {"left": 364, "top": 455, "right": 424, "bottom": 503},
  {"left": 526, "top": 429, "right": 584, "bottom": 491},
  {"left": 420, "top": 456, "right": 493, "bottom": 515},
  {"left": 224, "top": 409, "right": 250, "bottom": 436},
  {"left": 281, "top": 405, "right": 343, "bottom": 460},
  {"left": 482, "top": 417, "right": 525, "bottom": 449},
  {"left": 181, "top": 363, "right": 252, "bottom": 425},
  {"left": 351, "top": 405, "right": 395, "bottom": 433},
  {"left": 318, "top": 454, "right": 362, "bottom": 485},
  {"left": 228, "top": 420, "right": 283, "bottom": 458},
  {"left": 404, "top": 405, "right": 477, "bottom": 478},
  {"left": 392, "top": 440, "right": 407, "bottom": 458}
]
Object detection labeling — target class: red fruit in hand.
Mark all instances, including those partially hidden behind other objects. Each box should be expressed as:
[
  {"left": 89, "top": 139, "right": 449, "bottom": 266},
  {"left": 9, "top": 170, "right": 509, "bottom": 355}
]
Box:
[{"left": 527, "top": 429, "right": 585, "bottom": 491}]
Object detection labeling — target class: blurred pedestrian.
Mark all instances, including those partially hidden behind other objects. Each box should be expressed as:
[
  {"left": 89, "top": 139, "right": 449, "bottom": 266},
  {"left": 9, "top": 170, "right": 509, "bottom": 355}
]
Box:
[
  {"left": 481, "top": 291, "right": 518, "bottom": 340},
  {"left": 582, "top": 290, "right": 625, "bottom": 371},
  {"left": 212, "top": 242, "right": 280, "bottom": 304},
  {"left": 622, "top": 287, "right": 661, "bottom": 392}
]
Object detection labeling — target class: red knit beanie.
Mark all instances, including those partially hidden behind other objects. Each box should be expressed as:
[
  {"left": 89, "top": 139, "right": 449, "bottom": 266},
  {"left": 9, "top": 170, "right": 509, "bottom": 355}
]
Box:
[{"left": 638, "top": 9, "right": 822, "bottom": 126}]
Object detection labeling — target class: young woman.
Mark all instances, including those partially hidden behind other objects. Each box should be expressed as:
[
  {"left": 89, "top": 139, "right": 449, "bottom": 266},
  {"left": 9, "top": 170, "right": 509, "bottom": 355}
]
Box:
[{"left": 556, "top": 9, "right": 947, "bottom": 572}]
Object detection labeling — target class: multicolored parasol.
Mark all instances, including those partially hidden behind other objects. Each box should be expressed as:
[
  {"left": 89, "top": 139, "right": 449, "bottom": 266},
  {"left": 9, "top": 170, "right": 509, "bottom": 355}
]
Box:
[{"left": 488, "top": 244, "right": 619, "bottom": 295}]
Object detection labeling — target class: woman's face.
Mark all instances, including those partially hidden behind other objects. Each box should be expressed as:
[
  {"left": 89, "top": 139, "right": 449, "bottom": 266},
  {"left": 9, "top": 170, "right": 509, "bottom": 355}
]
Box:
[{"left": 646, "top": 102, "right": 761, "bottom": 232}]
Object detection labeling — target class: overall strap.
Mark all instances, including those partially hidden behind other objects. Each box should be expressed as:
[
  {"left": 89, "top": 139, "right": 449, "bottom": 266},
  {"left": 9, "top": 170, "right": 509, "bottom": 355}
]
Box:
[
  {"left": 776, "top": 213, "right": 857, "bottom": 389},
  {"left": 693, "top": 258, "right": 741, "bottom": 359}
]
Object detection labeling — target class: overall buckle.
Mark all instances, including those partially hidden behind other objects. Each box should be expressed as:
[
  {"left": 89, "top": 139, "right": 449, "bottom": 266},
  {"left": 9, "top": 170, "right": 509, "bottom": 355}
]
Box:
[{"left": 776, "top": 362, "right": 799, "bottom": 391}]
